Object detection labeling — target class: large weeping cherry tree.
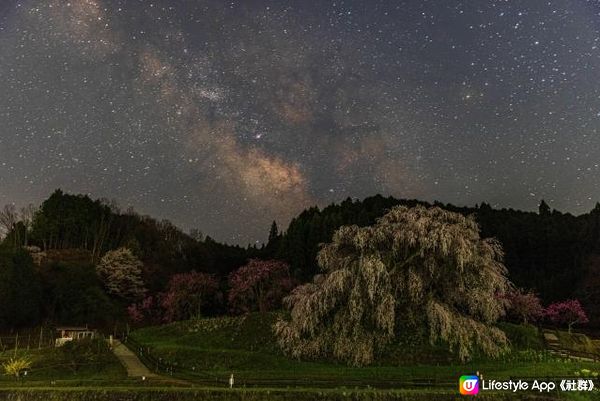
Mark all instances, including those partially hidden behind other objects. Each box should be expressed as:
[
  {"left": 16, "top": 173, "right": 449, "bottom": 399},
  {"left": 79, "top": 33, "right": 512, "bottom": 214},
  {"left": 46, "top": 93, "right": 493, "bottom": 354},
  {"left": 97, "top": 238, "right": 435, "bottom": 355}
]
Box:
[{"left": 275, "top": 205, "right": 511, "bottom": 366}]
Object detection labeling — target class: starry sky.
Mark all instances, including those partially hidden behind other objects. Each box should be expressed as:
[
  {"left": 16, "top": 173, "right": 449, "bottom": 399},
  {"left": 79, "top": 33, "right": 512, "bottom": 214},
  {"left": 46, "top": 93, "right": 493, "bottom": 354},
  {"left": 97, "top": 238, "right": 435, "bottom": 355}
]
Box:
[{"left": 1, "top": 0, "right": 600, "bottom": 244}]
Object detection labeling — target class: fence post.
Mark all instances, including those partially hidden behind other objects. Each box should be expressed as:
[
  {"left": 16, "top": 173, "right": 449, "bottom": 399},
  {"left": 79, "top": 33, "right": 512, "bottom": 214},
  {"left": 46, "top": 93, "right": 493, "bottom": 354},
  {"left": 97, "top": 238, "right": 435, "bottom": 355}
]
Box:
[{"left": 13, "top": 333, "right": 18, "bottom": 357}]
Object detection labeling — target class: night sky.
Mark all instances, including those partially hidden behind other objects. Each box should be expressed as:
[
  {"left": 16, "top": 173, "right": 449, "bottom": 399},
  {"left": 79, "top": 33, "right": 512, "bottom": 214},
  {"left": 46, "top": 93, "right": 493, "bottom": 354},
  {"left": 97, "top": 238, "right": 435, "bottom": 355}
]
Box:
[{"left": 1, "top": 1, "right": 599, "bottom": 244}]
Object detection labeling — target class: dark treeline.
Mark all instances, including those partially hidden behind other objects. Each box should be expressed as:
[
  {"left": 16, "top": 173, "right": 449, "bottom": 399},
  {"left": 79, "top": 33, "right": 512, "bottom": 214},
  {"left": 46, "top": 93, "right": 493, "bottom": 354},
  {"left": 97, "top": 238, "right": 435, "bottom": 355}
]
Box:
[
  {"left": 1, "top": 190, "right": 600, "bottom": 329},
  {"left": 0, "top": 190, "right": 258, "bottom": 328},
  {"left": 272, "top": 195, "right": 600, "bottom": 325}
]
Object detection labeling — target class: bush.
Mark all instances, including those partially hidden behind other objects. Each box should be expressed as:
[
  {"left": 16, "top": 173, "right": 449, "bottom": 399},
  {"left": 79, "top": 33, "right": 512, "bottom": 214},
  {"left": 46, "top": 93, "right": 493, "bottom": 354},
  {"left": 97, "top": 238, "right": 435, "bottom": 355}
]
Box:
[
  {"left": 1, "top": 357, "right": 31, "bottom": 378},
  {"left": 44, "top": 339, "right": 117, "bottom": 374},
  {"left": 497, "top": 322, "right": 543, "bottom": 351},
  {"left": 554, "top": 330, "right": 598, "bottom": 355}
]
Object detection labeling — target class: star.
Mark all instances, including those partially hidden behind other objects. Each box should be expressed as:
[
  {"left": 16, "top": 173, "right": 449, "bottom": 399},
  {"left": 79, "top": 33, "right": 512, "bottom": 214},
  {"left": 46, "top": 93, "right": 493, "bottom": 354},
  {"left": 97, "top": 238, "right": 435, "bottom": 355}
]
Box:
[{"left": 0, "top": 0, "right": 598, "bottom": 243}]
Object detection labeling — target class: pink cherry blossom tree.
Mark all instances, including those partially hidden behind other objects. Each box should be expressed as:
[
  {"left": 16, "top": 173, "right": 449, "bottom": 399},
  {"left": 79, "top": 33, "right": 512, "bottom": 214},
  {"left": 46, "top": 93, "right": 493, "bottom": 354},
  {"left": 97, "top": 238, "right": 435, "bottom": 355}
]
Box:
[
  {"left": 544, "top": 299, "right": 589, "bottom": 333},
  {"left": 161, "top": 271, "right": 219, "bottom": 322},
  {"left": 228, "top": 259, "right": 294, "bottom": 314},
  {"left": 127, "top": 295, "right": 163, "bottom": 325},
  {"left": 504, "top": 288, "right": 544, "bottom": 325}
]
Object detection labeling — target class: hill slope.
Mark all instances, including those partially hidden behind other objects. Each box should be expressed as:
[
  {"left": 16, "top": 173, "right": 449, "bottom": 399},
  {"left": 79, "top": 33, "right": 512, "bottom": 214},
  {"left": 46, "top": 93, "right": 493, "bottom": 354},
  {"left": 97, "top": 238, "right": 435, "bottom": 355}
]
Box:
[{"left": 128, "top": 314, "right": 599, "bottom": 387}]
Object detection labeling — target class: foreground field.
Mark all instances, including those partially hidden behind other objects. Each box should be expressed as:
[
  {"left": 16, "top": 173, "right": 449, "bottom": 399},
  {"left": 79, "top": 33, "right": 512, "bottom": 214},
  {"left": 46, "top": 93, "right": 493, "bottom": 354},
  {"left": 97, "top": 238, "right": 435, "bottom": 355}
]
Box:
[
  {"left": 1, "top": 316, "right": 599, "bottom": 400},
  {"left": 1, "top": 386, "right": 587, "bottom": 401},
  {"left": 0, "top": 338, "right": 126, "bottom": 385},
  {"left": 129, "top": 314, "right": 600, "bottom": 390}
]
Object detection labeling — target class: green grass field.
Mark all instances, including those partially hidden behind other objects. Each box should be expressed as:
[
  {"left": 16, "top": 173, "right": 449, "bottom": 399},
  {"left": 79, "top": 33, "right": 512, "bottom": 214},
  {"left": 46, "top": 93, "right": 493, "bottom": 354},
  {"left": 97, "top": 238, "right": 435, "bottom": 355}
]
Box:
[
  {"left": 2, "top": 386, "right": 587, "bottom": 401},
  {"left": 0, "top": 338, "right": 127, "bottom": 386},
  {"left": 1, "top": 317, "right": 599, "bottom": 400},
  {"left": 128, "top": 313, "right": 600, "bottom": 389}
]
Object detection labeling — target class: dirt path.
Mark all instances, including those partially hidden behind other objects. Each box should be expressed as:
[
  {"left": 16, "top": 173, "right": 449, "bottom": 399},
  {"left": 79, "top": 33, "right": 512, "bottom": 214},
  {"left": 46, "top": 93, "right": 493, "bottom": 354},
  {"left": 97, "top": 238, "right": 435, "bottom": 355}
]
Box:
[
  {"left": 110, "top": 340, "right": 191, "bottom": 386},
  {"left": 111, "top": 339, "right": 160, "bottom": 378}
]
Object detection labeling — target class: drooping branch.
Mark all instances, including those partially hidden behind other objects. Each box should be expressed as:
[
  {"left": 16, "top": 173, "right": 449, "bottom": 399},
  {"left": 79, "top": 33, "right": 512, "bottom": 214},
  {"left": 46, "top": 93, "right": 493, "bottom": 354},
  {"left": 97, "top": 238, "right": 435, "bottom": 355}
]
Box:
[{"left": 276, "top": 205, "right": 510, "bottom": 366}]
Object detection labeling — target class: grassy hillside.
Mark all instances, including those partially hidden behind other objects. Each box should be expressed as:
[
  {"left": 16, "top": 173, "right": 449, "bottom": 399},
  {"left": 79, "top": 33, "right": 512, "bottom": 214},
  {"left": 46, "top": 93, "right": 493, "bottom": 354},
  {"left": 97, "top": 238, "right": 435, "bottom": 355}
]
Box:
[
  {"left": 129, "top": 314, "right": 599, "bottom": 387},
  {"left": 0, "top": 339, "right": 126, "bottom": 386},
  {"left": 553, "top": 330, "right": 600, "bottom": 355}
]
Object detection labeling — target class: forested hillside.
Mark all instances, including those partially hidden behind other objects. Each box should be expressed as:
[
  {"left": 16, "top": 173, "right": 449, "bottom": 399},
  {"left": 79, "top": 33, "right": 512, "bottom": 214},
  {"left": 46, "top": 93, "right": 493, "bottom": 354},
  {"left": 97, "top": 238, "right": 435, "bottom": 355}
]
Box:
[
  {"left": 273, "top": 195, "right": 600, "bottom": 324},
  {"left": 0, "top": 190, "right": 259, "bottom": 327},
  {"left": 1, "top": 190, "right": 600, "bottom": 328}
]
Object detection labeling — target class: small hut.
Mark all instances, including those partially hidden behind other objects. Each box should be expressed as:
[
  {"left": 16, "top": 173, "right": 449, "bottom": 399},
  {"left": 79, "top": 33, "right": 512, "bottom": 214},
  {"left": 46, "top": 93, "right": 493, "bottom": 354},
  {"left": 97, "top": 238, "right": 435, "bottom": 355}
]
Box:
[{"left": 55, "top": 326, "right": 97, "bottom": 347}]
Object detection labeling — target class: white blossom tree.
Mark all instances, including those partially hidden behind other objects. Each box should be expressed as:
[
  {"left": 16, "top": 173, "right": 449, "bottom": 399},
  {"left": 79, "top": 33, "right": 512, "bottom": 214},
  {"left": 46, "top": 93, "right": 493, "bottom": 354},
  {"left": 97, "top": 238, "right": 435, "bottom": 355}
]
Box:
[
  {"left": 96, "top": 247, "right": 146, "bottom": 301},
  {"left": 275, "top": 205, "right": 510, "bottom": 366}
]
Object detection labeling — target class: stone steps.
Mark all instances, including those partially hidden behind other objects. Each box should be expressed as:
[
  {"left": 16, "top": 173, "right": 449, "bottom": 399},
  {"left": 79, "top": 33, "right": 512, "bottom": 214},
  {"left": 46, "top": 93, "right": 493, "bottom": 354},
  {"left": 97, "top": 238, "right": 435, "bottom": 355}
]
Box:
[{"left": 542, "top": 329, "right": 598, "bottom": 362}]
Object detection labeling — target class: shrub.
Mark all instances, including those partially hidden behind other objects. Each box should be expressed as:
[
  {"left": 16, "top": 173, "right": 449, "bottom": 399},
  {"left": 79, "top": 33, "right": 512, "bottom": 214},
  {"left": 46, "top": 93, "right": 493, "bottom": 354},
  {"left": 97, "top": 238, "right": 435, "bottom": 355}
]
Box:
[{"left": 2, "top": 357, "right": 32, "bottom": 379}]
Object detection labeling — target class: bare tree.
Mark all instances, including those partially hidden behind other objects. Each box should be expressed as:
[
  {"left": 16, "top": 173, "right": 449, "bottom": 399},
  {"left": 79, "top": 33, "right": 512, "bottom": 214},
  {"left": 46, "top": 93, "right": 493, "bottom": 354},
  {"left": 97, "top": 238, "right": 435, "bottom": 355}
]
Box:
[
  {"left": 189, "top": 229, "right": 204, "bottom": 242},
  {"left": 0, "top": 204, "right": 19, "bottom": 243},
  {"left": 20, "top": 204, "right": 37, "bottom": 246},
  {"left": 92, "top": 212, "right": 112, "bottom": 263}
]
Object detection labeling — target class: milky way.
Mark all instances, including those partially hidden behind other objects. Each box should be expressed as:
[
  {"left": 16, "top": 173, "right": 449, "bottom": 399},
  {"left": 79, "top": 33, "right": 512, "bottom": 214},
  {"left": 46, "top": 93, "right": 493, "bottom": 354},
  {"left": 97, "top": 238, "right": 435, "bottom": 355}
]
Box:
[{"left": 1, "top": 0, "right": 599, "bottom": 243}]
